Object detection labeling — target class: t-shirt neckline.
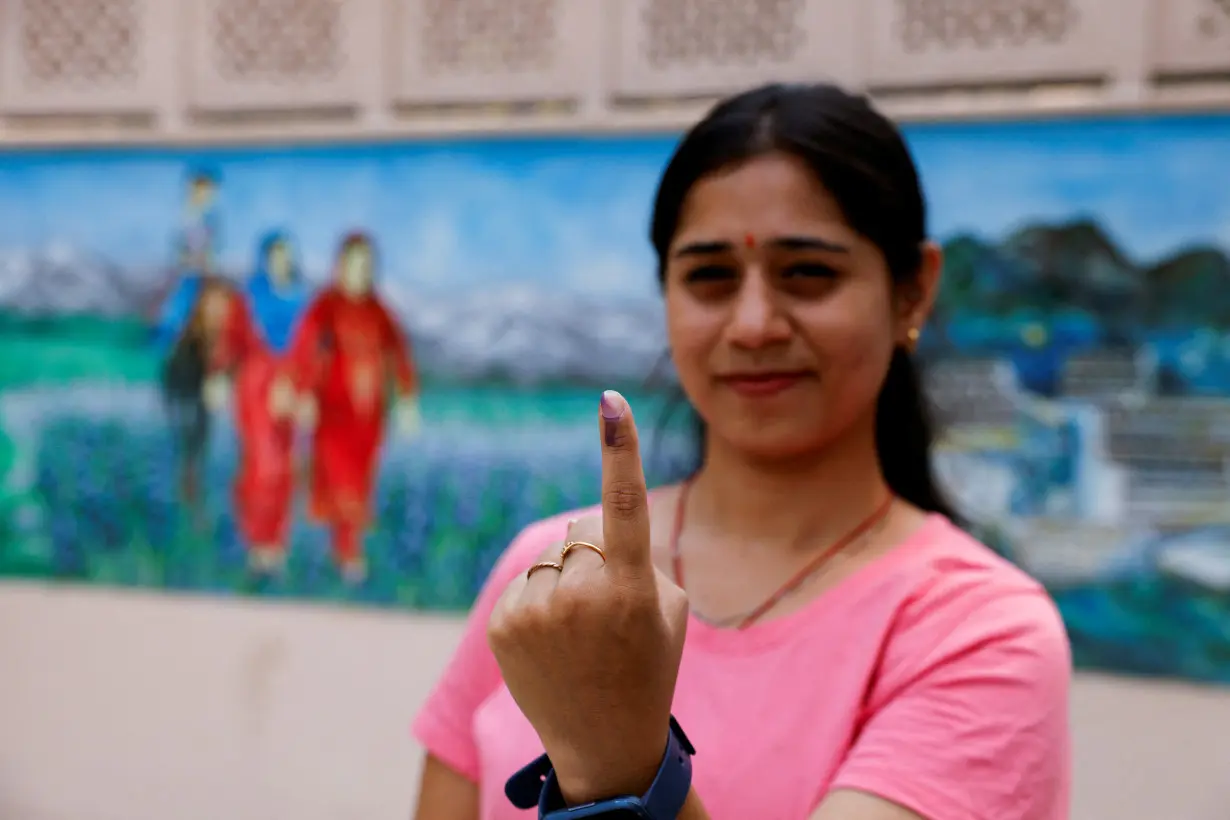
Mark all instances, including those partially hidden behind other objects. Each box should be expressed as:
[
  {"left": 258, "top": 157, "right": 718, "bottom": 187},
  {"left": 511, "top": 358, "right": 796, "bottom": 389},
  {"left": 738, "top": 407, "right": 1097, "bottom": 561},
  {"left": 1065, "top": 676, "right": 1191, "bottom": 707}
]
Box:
[{"left": 677, "top": 513, "right": 950, "bottom": 656}]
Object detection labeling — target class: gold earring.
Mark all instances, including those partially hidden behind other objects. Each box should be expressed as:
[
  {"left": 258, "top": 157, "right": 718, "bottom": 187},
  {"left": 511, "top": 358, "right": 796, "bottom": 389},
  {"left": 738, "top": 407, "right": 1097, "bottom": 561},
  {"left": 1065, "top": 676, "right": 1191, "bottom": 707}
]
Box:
[{"left": 906, "top": 327, "right": 920, "bottom": 349}]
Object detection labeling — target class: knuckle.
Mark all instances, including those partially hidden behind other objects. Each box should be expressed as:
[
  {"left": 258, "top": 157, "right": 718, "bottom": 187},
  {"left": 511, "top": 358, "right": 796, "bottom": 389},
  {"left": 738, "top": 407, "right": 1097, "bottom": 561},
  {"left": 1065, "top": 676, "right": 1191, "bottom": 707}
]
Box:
[
  {"left": 516, "top": 601, "right": 554, "bottom": 631},
  {"left": 536, "top": 542, "right": 564, "bottom": 562},
  {"left": 607, "top": 426, "right": 636, "bottom": 451},
  {"left": 549, "top": 586, "right": 588, "bottom": 619},
  {"left": 567, "top": 515, "right": 603, "bottom": 543},
  {"left": 486, "top": 616, "right": 513, "bottom": 651},
  {"left": 603, "top": 480, "right": 645, "bottom": 520},
  {"left": 490, "top": 602, "right": 550, "bottom": 646}
]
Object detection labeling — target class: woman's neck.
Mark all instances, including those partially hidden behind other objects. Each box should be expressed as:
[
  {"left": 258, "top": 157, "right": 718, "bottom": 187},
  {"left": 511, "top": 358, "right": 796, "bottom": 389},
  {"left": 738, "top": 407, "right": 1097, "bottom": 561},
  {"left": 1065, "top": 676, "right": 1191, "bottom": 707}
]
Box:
[{"left": 688, "top": 421, "right": 890, "bottom": 552}]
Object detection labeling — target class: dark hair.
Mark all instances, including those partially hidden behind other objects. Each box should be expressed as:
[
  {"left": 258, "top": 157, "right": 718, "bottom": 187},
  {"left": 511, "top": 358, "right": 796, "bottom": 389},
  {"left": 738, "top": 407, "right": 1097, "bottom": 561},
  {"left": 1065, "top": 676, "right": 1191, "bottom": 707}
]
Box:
[
  {"left": 334, "top": 230, "right": 379, "bottom": 279},
  {"left": 189, "top": 168, "right": 220, "bottom": 188},
  {"left": 649, "top": 82, "right": 958, "bottom": 520}
]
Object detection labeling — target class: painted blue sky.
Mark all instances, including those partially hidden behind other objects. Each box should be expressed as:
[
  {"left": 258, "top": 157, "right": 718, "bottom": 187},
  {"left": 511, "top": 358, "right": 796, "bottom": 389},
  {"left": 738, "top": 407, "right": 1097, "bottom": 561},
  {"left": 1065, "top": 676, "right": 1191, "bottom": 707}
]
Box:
[{"left": 0, "top": 114, "right": 1227, "bottom": 299}]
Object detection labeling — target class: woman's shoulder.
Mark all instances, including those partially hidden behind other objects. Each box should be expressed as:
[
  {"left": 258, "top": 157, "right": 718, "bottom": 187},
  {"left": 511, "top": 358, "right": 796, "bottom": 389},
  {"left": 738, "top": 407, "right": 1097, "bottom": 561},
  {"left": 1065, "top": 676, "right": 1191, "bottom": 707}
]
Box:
[
  {"left": 887, "top": 514, "right": 1069, "bottom": 659},
  {"left": 908, "top": 514, "right": 1050, "bottom": 597}
]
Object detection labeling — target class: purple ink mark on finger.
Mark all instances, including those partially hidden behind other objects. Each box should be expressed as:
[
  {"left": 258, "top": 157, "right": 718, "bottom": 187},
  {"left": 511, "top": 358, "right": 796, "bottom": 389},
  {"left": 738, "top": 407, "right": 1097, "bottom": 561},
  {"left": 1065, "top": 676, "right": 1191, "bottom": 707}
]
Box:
[{"left": 600, "top": 390, "right": 624, "bottom": 447}]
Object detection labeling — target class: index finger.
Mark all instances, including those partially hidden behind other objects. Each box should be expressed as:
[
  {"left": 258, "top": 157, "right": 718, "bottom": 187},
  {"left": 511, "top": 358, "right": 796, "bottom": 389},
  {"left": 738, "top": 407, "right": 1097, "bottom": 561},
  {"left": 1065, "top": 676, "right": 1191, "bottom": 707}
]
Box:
[{"left": 598, "top": 389, "right": 651, "bottom": 574}]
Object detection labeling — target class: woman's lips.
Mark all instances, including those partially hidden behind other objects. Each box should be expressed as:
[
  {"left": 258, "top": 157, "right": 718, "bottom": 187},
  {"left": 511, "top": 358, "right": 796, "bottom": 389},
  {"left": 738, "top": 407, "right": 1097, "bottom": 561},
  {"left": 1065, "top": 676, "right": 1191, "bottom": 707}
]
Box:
[{"left": 718, "top": 372, "right": 811, "bottom": 398}]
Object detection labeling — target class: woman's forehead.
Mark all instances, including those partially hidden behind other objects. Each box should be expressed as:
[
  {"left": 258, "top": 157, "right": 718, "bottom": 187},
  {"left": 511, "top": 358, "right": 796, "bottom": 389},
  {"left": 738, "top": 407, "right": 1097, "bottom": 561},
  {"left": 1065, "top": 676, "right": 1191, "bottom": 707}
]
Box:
[{"left": 674, "top": 155, "right": 852, "bottom": 242}]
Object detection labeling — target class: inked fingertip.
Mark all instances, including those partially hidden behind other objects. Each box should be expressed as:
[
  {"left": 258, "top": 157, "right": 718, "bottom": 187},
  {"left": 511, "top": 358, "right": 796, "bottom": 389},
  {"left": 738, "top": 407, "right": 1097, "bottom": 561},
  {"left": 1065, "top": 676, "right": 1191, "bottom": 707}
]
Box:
[{"left": 599, "top": 389, "right": 626, "bottom": 421}]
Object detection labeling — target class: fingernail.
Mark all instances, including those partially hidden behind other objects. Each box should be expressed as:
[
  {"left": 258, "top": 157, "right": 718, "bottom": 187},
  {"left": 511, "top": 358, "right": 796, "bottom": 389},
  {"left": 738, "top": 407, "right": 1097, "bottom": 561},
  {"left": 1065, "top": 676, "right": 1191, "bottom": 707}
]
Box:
[
  {"left": 600, "top": 390, "right": 624, "bottom": 446},
  {"left": 600, "top": 390, "right": 625, "bottom": 421}
]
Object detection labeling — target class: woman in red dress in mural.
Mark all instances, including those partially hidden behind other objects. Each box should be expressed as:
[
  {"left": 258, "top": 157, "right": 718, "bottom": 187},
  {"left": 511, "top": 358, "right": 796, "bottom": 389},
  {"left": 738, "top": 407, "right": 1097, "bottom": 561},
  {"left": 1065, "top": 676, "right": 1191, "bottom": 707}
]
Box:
[
  {"left": 289, "top": 232, "right": 420, "bottom": 584},
  {"left": 210, "top": 232, "right": 310, "bottom": 576}
]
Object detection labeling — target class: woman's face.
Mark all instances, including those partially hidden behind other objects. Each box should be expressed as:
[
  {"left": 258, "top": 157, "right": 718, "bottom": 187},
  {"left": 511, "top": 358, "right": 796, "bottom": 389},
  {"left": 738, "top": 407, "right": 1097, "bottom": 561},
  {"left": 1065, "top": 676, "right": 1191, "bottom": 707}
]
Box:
[
  {"left": 663, "top": 152, "right": 939, "bottom": 461},
  {"left": 338, "top": 244, "right": 372, "bottom": 297},
  {"left": 268, "top": 241, "right": 293, "bottom": 284},
  {"left": 190, "top": 180, "right": 215, "bottom": 208}
]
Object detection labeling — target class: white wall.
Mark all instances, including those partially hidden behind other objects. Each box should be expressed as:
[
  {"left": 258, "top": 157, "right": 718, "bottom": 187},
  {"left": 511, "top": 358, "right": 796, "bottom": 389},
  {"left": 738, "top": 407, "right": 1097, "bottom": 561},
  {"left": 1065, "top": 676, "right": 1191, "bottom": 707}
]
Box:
[
  {"left": 1, "top": 581, "right": 1228, "bottom": 820},
  {"left": 1, "top": 0, "right": 1229, "bottom": 151}
]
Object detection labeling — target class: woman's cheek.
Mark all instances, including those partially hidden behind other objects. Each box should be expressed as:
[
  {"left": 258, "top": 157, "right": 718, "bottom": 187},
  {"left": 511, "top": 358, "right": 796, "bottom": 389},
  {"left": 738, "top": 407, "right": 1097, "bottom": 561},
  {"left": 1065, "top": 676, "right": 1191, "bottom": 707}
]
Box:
[
  {"left": 671, "top": 342, "right": 714, "bottom": 413},
  {"left": 665, "top": 304, "right": 713, "bottom": 395},
  {"left": 809, "top": 315, "right": 894, "bottom": 414}
]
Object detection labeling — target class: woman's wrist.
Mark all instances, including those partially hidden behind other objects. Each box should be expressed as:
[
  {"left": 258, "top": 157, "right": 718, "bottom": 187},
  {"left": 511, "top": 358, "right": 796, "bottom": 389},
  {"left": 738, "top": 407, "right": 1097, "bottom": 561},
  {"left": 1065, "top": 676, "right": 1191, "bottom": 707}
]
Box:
[
  {"left": 554, "top": 743, "right": 664, "bottom": 806},
  {"left": 552, "top": 718, "right": 676, "bottom": 806},
  {"left": 678, "top": 788, "right": 709, "bottom": 820}
]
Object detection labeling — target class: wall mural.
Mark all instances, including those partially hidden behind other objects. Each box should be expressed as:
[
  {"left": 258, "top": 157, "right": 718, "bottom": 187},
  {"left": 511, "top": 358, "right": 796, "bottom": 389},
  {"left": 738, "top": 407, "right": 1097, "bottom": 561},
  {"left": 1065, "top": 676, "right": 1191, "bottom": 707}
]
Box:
[{"left": 0, "top": 116, "right": 1228, "bottom": 685}]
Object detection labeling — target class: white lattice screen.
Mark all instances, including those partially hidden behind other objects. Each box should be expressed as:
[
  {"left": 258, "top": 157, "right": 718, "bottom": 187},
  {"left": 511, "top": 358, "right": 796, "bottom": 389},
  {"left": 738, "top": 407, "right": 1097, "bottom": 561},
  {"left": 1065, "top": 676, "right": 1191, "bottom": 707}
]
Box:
[
  {"left": 0, "top": 0, "right": 1227, "bottom": 139},
  {"left": 610, "top": 0, "right": 860, "bottom": 99},
  {"left": 866, "top": 0, "right": 1122, "bottom": 88},
  {"left": 392, "top": 0, "right": 588, "bottom": 105},
  {"left": 0, "top": 0, "right": 164, "bottom": 113},
  {"left": 184, "top": 0, "right": 368, "bottom": 111},
  {"left": 1152, "top": 0, "right": 1230, "bottom": 75}
]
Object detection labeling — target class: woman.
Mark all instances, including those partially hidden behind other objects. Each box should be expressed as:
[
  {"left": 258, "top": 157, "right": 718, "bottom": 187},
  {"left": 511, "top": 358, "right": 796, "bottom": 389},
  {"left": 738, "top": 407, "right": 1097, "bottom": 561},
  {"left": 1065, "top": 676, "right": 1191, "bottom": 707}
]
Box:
[
  {"left": 158, "top": 272, "right": 236, "bottom": 524},
  {"left": 289, "top": 231, "right": 420, "bottom": 584},
  {"left": 412, "top": 84, "right": 1071, "bottom": 820},
  {"left": 155, "top": 169, "right": 223, "bottom": 524},
  {"left": 211, "top": 231, "right": 309, "bottom": 574}
]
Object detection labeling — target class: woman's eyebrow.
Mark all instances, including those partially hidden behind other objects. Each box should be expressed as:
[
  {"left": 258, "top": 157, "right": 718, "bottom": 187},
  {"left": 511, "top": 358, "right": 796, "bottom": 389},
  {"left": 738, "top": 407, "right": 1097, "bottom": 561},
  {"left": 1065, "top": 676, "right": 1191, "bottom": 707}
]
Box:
[
  {"left": 672, "top": 240, "right": 731, "bottom": 258},
  {"left": 770, "top": 235, "right": 851, "bottom": 253},
  {"left": 672, "top": 235, "right": 850, "bottom": 258}
]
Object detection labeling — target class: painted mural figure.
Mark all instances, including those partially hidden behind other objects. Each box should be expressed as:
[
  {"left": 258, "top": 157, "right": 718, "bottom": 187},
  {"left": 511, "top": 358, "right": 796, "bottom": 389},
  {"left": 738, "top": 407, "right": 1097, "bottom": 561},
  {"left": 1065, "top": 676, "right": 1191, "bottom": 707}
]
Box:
[
  {"left": 211, "top": 231, "right": 310, "bottom": 575},
  {"left": 178, "top": 170, "right": 222, "bottom": 278},
  {"left": 153, "top": 170, "right": 227, "bottom": 520},
  {"left": 289, "top": 232, "right": 420, "bottom": 584}
]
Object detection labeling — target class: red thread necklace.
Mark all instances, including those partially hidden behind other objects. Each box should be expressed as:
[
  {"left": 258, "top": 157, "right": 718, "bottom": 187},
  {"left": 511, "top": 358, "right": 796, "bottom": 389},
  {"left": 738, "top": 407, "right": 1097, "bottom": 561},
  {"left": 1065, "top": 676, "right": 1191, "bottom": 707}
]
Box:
[{"left": 668, "top": 480, "right": 896, "bottom": 630}]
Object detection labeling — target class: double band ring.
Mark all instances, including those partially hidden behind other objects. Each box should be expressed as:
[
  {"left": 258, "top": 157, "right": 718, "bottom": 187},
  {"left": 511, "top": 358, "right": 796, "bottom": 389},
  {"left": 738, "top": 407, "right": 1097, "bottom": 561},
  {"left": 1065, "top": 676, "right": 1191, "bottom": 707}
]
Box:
[
  {"left": 561, "top": 540, "right": 606, "bottom": 565},
  {"left": 526, "top": 560, "right": 564, "bottom": 579},
  {"left": 525, "top": 541, "right": 607, "bottom": 580}
]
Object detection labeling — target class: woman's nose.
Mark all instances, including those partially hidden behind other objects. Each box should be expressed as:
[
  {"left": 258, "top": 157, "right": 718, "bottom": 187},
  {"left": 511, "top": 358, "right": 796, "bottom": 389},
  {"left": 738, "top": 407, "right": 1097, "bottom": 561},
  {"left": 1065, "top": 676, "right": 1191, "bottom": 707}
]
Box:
[{"left": 726, "top": 276, "right": 791, "bottom": 349}]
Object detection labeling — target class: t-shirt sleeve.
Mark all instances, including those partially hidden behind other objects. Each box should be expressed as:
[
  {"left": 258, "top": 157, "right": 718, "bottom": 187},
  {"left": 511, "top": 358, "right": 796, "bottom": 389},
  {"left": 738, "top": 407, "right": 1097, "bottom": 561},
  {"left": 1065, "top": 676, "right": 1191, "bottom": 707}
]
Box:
[
  {"left": 411, "top": 517, "right": 567, "bottom": 781},
  {"left": 829, "top": 589, "right": 1072, "bottom": 820}
]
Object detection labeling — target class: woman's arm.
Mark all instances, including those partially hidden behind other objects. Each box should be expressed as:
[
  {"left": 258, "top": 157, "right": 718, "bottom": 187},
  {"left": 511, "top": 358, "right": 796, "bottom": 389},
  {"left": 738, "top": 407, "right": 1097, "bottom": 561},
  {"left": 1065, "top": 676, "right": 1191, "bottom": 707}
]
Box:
[
  {"left": 679, "top": 789, "right": 924, "bottom": 820},
  {"left": 811, "top": 790, "right": 926, "bottom": 819},
  {"left": 376, "top": 302, "right": 419, "bottom": 396},
  {"left": 412, "top": 753, "right": 479, "bottom": 820}
]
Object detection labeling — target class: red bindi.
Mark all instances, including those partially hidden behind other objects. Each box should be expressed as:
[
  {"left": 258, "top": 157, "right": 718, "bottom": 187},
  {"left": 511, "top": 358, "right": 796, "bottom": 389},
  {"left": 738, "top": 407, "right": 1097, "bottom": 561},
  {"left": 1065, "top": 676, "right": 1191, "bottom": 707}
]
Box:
[{"left": 744, "top": 233, "right": 756, "bottom": 249}]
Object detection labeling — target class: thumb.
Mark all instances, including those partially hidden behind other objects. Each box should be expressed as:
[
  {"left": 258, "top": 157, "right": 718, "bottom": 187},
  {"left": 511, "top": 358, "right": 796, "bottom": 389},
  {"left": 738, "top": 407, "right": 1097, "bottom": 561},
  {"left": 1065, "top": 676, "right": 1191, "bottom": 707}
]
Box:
[{"left": 598, "top": 390, "right": 651, "bottom": 574}]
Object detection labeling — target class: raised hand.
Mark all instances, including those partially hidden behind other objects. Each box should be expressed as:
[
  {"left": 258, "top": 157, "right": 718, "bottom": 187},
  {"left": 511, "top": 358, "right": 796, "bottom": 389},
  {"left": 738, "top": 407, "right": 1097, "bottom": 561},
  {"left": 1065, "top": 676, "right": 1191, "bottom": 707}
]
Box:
[
  {"left": 267, "top": 375, "right": 296, "bottom": 419},
  {"left": 394, "top": 394, "right": 422, "bottom": 438},
  {"left": 202, "top": 373, "right": 231, "bottom": 412},
  {"left": 488, "top": 390, "right": 689, "bottom": 805},
  {"left": 294, "top": 394, "right": 319, "bottom": 431}
]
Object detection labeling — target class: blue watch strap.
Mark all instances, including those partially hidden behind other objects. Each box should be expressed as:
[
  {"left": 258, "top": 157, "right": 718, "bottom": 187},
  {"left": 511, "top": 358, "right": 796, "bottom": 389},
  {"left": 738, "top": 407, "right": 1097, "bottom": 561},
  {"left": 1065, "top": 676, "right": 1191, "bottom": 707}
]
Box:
[
  {"left": 506, "top": 752, "right": 552, "bottom": 810},
  {"left": 505, "top": 716, "right": 696, "bottom": 818},
  {"left": 635, "top": 716, "right": 696, "bottom": 819}
]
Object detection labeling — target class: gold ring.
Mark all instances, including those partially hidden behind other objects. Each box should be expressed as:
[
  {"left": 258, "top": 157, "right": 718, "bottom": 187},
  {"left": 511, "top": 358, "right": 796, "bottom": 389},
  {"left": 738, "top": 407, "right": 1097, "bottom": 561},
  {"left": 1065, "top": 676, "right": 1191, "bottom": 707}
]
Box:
[
  {"left": 561, "top": 540, "right": 607, "bottom": 565},
  {"left": 526, "top": 561, "right": 564, "bottom": 579}
]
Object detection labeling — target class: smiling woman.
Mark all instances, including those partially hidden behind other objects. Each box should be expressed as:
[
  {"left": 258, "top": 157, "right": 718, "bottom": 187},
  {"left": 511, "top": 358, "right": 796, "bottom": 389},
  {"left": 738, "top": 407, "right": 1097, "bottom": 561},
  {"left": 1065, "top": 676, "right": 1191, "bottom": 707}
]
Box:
[{"left": 411, "top": 83, "right": 1071, "bottom": 820}]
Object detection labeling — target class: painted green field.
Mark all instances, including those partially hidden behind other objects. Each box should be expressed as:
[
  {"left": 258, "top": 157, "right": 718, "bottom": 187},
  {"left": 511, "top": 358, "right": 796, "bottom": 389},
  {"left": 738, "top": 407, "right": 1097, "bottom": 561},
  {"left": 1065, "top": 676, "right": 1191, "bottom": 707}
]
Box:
[{"left": 0, "top": 313, "right": 696, "bottom": 609}]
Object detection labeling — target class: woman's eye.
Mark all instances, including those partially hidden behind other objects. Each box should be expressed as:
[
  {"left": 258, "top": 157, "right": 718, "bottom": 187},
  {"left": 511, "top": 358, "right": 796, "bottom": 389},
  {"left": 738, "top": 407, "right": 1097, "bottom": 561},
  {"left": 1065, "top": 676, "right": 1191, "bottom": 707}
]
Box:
[
  {"left": 781, "top": 263, "right": 837, "bottom": 279},
  {"left": 684, "top": 265, "right": 737, "bottom": 282}
]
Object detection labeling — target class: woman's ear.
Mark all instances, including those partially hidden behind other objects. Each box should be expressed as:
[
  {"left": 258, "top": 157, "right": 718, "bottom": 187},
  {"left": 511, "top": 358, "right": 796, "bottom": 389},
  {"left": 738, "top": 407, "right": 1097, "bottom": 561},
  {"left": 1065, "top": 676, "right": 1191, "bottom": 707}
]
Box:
[{"left": 894, "top": 241, "right": 943, "bottom": 344}]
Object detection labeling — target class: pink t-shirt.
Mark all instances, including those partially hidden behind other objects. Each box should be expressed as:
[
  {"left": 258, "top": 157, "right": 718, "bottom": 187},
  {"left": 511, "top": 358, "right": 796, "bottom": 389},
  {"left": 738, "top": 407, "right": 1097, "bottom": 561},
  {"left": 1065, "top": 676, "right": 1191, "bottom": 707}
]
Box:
[{"left": 413, "top": 509, "right": 1072, "bottom": 820}]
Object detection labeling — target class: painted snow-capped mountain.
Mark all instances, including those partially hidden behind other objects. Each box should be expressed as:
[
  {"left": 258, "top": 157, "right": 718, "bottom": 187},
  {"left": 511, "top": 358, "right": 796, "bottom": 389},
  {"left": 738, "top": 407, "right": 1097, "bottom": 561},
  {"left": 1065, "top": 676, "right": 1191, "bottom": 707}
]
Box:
[{"left": 0, "top": 243, "right": 671, "bottom": 386}]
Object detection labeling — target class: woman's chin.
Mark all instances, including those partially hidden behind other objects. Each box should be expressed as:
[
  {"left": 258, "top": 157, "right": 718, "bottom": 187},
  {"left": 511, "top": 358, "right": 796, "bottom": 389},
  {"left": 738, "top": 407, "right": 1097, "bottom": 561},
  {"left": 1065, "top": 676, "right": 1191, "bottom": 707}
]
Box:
[{"left": 712, "top": 421, "right": 825, "bottom": 464}]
